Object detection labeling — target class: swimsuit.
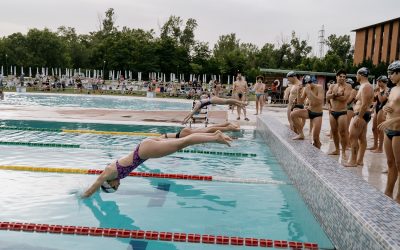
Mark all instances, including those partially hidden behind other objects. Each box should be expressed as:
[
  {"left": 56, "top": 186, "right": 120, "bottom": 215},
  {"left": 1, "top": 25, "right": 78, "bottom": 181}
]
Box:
[
  {"left": 291, "top": 104, "right": 304, "bottom": 111},
  {"left": 255, "top": 93, "right": 263, "bottom": 99},
  {"left": 308, "top": 110, "right": 323, "bottom": 120},
  {"left": 375, "top": 90, "right": 387, "bottom": 113},
  {"left": 116, "top": 144, "right": 147, "bottom": 179},
  {"left": 330, "top": 110, "right": 347, "bottom": 120},
  {"left": 238, "top": 93, "right": 243, "bottom": 99},
  {"left": 175, "top": 128, "right": 182, "bottom": 138},
  {"left": 354, "top": 111, "right": 372, "bottom": 123},
  {"left": 385, "top": 129, "right": 400, "bottom": 140},
  {"left": 199, "top": 98, "right": 211, "bottom": 109}
]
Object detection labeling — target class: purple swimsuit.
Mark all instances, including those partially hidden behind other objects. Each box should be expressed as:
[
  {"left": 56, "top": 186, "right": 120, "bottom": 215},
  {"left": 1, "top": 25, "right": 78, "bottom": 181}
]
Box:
[{"left": 116, "top": 144, "right": 147, "bottom": 179}]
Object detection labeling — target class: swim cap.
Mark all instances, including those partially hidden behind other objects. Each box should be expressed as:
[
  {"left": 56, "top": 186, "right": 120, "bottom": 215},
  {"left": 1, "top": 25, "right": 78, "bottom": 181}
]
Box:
[
  {"left": 346, "top": 78, "right": 354, "bottom": 85},
  {"left": 377, "top": 75, "right": 388, "bottom": 83},
  {"left": 286, "top": 71, "right": 297, "bottom": 78},
  {"left": 357, "top": 67, "right": 369, "bottom": 77},
  {"left": 101, "top": 181, "right": 116, "bottom": 193},
  {"left": 388, "top": 60, "right": 400, "bottom": 73},
  {"left": 302, "top": 75, "right": 314, "bottom": 84}
]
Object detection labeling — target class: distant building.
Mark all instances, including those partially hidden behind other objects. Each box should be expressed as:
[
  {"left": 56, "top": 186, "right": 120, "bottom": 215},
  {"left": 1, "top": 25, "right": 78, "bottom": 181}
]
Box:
[{"left": 353, "top": 17, "right": 400, "bottom": 65}]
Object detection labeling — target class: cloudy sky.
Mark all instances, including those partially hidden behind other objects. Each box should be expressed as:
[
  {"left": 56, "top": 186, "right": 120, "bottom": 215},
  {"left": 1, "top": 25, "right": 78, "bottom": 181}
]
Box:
[{"left": 1, "top": 0, "right": 399, "bottom": 55}]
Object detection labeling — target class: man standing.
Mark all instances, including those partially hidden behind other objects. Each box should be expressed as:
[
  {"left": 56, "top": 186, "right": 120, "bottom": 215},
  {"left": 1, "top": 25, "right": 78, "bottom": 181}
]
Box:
[
  {"left": 232, "top": 73, "right": 249, "bottom": 121},
  {"left": 378, "top": 61, "right": 400, "bottom": 203},
  {"left": 326, "top": 70, "right": 352, "bottom": 159},
  {"left": 253, "top": 76, "right": 265, "bottom": 115},
  {"left": 343, "top": 67, "right": 373, "bottom": 167},
  {"left": 290, "top": 75, "right": 324, "bottom": 148},
  {"left": 287, "top": 71, "right": 304, "bottom": 133}
]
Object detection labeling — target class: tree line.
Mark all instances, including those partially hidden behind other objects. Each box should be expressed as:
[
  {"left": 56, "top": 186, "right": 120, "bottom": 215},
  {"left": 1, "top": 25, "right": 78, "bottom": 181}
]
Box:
[{"left": 0, "top": 8, "right": 389, "bottom": 82}]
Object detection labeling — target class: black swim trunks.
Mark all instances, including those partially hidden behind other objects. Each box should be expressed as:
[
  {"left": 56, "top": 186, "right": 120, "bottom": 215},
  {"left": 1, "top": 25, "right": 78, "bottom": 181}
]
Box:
[
  {"left": 330, "top": 110, "right": 347, "bottom": 120},
  {"left": 308, "top": 110, "right": 323, "bottom": 120}
]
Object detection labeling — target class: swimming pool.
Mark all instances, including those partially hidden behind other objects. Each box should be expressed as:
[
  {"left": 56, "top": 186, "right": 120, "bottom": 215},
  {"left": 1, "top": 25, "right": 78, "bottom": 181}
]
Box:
[
  {"left": 0, "top": 120, "right": 333, "bottom": 249},
  {"left": 1, "top": 93, "right": 192, "bottom": 110}
]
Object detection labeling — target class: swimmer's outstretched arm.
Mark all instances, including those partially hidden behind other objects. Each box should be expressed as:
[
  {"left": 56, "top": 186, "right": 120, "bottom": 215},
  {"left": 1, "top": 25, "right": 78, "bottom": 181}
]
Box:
[
  {"left": 182, "top": 102, "right": 201, "bottom": 124},
  {"left": 82, "top": 167, "right": 116, "bottom": 198}
]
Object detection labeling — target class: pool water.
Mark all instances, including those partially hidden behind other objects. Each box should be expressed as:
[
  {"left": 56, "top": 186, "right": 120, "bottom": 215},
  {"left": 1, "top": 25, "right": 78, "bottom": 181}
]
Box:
[
  {"left": 2, "top": 93, "right": 192, "bottom": 110},
  {"left": 0, "top": 120, "right": 334, "bottom": 249}
]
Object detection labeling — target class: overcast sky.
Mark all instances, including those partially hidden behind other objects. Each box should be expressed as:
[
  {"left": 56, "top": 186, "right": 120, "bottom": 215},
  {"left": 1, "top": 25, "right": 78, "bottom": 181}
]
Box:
[{"left": 1, "top": 0, "right": 399, "bottom": 55}]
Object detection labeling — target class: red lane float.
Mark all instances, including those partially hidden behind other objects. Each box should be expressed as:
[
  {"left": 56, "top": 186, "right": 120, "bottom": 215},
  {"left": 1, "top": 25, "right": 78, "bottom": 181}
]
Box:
[
  {"left": 0, "top": 221, "right": 320, "bottom": 249},
  {"left": 87, "top": 169, "right": 213, "bottom": 182}
]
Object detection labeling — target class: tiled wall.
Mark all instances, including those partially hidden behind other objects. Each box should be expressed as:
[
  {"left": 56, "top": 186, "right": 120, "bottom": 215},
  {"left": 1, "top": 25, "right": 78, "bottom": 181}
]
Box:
[{"left": 256, "top": 116, "right": 400, "bottom": 250}]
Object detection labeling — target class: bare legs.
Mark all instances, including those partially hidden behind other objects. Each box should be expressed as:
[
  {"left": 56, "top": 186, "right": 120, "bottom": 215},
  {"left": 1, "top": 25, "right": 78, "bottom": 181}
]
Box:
[
  {"left": 372, "top": 110, "right": 385, "bottom": 153},
  {"left": 290, "top": 109, "right": 308, "bottom": 140},
  {"left": 179, "top": 122, "right": 240, "bottom": 137},
  {"left": 255, "top": 96, "right": 264, "bottom": 115},
  {"left": 139, "top": 131, "right": 233, "bottom": 159},
  {"left": 368, "top": 111, "right": 378, "bottom": 150},
  {"left": 383, "top": 135, "right": 400, "bottom": 203},
  {"left": 287, "top": 106, "right": 294, "bottom": 131},
  {"left": 343, "top": 117, "right": 367, "bottom": 167}
]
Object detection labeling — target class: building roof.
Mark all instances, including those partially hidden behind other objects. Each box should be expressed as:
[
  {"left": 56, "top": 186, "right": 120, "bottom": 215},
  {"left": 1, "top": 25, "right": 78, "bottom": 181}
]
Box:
[
  {"left": 259, "top": 68, "right": 360, "bottom": 78},
  {"left": 352, "top": 17, "right": 400, "bottom": 32}
]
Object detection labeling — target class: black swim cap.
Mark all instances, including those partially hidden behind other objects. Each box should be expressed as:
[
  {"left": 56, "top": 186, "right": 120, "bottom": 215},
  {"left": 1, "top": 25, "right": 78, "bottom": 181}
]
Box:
[
  {"left": 286, "top": 71, "right": 297, "bottom": 78},
  {"left": 357, "top": 67, "right": 369, "bottom": 77},
  {"left": 377, "top": 75, "right": 388, "bottom": 83},
  {"left": 388, "top": 60, "right": 400, "bottom": 73},
  {"left": 346, "top": 78, "right": 354, "bottom": 85}
]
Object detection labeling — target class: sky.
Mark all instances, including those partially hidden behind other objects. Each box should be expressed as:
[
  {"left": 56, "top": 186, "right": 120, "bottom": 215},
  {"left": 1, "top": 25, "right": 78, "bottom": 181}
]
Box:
[{"left": 1, "top": 0, "right": 399, "bottom": 55}]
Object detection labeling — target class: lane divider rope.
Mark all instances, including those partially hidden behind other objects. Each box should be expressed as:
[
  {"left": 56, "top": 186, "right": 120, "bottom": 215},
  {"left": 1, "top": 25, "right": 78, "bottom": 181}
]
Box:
[
  {"left": 0, "top": 126, "right": 160, "bottom": 137},
  {"left": 0, "top": 221, "right": 319, "bottom": 249},
  {"left": 0, "top": 141, "right": 256, "bottom": 157},
  {"left": 0, "top": 165, "right": 287, "bottom": 185}
]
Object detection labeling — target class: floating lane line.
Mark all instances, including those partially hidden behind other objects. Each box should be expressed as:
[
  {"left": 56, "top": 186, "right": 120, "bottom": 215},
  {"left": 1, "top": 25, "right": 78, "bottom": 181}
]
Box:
[
  {"left": 0, "top": 165, "right": 288, "bottom": 185},
  {"left": 0, "top": 141, "right": 257, "bottom": 157},
  {"left": 0, "top": 126, "right": 161, "bottom": 137},
  {"left": 0, "top": 221, "right": 319, "bottom": 249}
]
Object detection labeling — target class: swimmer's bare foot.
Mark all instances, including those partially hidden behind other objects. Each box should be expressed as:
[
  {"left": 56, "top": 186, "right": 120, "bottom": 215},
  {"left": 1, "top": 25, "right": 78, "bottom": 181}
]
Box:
[
  {"left": 244, "top": 117, "right": 249, "bottom": 121},
  {"left": 254, "top": 113, "right": 258, "bottom": 115},
  {"left": 372, "top": 149, "right": 383, "bottom": 153},
  {"left": 356, "top": 161, "right": 364, "bottom": 166},
  {"left": 342, "top": 161, "right": 357, "bottom": 167},
  {"left": 328, "top": 150, "right": 340, "bottom": 155},
  {"left": 227, "top": 123, "right": 240, "bottom": 131},
  {"left": 215, "top": 130, "right": 232, "bottom": 146},
  {"left": 292, "top": 134, "right": 304, "bottom": 140},
  {"left": 382, "top": 169, "right": 388, "bottom": 174},
  {"left": 342, "top": 153, "right": 348, "bottom": 161},
  {"left": 367, "top": 146, "right": 377, "bottom": 150},
  {"left": 236, "top": 117, "right": 240, "bottom": 120}
]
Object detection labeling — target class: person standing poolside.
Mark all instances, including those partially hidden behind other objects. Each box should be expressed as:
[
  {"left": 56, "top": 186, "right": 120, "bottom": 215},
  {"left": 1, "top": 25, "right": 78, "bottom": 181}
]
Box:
[
  {"left": 290, "top": 75, "right": 324, "bottom": 148},
  {"left": 287, "top": 71, "right": 305, "bottom": 133},
  {"left": 377, "top": 61, "right": 400, "bottom": 203},
  {"left": 82, "top": 131, "right": 233, "bottom": 198},
  {"left": 326, "top": 70, "right": 352, "bottom": 158},
  {"left": 346, "top": 79, "right": 358, "bottom": 148},
  {"left": 162, "top": 122, "right": 240, "bottom": 139},
  {"left": 182, "top": 93, "right": 247, "bottom": 125},
  {"left": 343, "top": 67, "right": 374, "bottom": 167},
  {"left": 253, "top": 76, "right": 266, "bottom": 115},
  {"left": 369, "top": 76, "right": 390, "bottom": 153},
  {"left": 232, "top": 73, "right": 249, "bottom": 121}
]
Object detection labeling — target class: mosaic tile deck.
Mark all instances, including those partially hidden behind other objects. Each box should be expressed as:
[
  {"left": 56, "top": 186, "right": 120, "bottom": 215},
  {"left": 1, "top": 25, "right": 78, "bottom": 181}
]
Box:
[{"left": 256, "top": 115, "right": 400, "bottom": 250}]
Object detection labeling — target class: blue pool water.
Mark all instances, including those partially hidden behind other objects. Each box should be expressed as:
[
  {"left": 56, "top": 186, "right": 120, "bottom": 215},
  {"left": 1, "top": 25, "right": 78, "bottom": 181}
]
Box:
[
  {"left": 0, "top": 120, "right": 334, "bottom": 249},
  {"left": 2, "top": 93, "right": 192, "bottom": 110}
]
